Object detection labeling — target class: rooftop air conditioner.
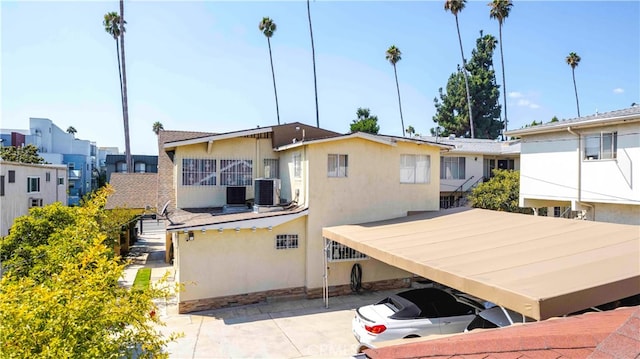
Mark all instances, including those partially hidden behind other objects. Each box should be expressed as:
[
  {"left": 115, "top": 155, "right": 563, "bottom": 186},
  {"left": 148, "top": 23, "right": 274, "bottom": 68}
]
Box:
[{"left": 254, "top": 178, "right": 280, "bottom": 206}]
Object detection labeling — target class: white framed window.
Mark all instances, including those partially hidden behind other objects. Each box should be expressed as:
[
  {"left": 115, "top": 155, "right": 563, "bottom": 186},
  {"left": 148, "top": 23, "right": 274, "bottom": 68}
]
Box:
[
  {"left": 400, "top": 154, "right": 430, "bottom": 183},
  {"left": 585, "top": 132, "right": 617, "bottom": 160},
  {"left": 58, "top": 177, "right": 65, "bottom": 185},
  {"left": 29, "top": 198, "right": 43, "bottom": 208},
  {"left": 293, "top": 153, "right": 302, "bottom": 178},
  {"left": 440, "top": 157, "right": 465, "bottom": 180},
  {"left": 326, "top": 240, "right": 368, "bottom": 262},
  {"left": 328, "top": 154, "right": 348, "bottom": 177},
  {"left": 182, "top": 158, "right": 216, "bottom": 186},
  {"left": 264, "top": 158, "right": 279, "bottom": 179},
  {"left": 220, "top": 159, "right": 252, "bottom": 186},
  {"left": 27, "top": 177, "right": 40, "bottom": 193},
  {"left": 116, "top": 161, "right": 127, "bottom": 173},
  {"left": 45, "top": 172, "right": 51, "bottom": 182},
  {"left": 275, "top": 234, "right": 299, "bottom": 250}
]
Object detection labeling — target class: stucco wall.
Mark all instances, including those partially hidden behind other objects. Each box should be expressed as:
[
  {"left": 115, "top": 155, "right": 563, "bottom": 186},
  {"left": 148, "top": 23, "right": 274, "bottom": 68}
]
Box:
[
  {"left": 299, "top": 138, "right": 442, "bottom": 289},
  {"left": 593, "top": 203, "right": 640, "bottom": 225},
  {"left": 176, "top": 216, "right": 307, "bottom": 302},
  {"left": 173, "top": 137, "right": 277, "bottom": 208}
]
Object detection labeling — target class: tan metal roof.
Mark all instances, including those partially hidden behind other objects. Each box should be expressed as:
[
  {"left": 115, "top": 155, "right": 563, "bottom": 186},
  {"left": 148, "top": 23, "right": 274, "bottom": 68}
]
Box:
[{"left": 322, "top": 207, "right": 640, "bottom": 320}]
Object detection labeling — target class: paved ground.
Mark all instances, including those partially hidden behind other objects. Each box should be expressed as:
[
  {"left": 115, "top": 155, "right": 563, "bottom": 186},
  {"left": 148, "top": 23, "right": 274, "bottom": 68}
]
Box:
[{"left": 122, "top": 220, "right": 400, "bottom": 359}]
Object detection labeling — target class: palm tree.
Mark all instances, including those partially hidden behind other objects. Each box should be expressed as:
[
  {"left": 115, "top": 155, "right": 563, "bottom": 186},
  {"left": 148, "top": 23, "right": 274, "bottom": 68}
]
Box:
[
  {"left": 405, "top": 125, "right": 416, "bottom": 137},
  {"left": 385, "top": 45, "right": 406, "bottom": 137},
  {"left": 119, "top": 0, "right": 132, "bottom": 172},
  {"left": 103, "top": 12, "right": 124, "bottom": 112},
  {"left": 259, "top": 17, "right": 280, "bottom": 125},
  {"left": 307, "top": 0, "right": 320, "bottom": 128},
  {"left": 152, "top": 122, "right": 164, "bottom": 135},
  {"left": 566, "top": 52, "right": 581, "bottom": 117},
  {"left": 66, "top": 126, "right": 77, "bottom": 135},
  {"left": 489, "top": 0, "right": 513, "bottom": 138},
  {"left": 445, "top": 0, "right": 475, "bottom": 138}
]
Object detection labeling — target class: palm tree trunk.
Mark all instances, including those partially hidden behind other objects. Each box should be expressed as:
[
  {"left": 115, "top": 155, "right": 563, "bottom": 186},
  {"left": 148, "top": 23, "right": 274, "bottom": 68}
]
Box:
[
  {"left": 572, "top": 69, "right": 580, "bottom": 117},
  {"left": 120, "top": 0, "right": 132, "bottom": 172},
  {"left": 499, "top": 24, "right": 507, "bottom": 139},
  {"left": 307, "top": 0, "right": 320, "bottom": 128},
  {"left": 455, "top": 15, "right": 474, "bottom": 139},
  {"left": 393, "top": 64, "right": 405, "bottom": 137},
  {"left": 267, "top": 37, "right": 280, "bottom": 125},
  {"left": 115, "top": 40, "right": 125, "bottom": 133}
]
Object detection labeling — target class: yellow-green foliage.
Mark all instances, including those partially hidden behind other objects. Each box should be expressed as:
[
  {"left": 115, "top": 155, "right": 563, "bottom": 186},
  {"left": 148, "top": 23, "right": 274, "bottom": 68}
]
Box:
[
  {"left": 468, "top": 169, "right": 532, "bottom": 214},
  {"left": 0, "top": 186, "right": 181, "bottom": 358}
]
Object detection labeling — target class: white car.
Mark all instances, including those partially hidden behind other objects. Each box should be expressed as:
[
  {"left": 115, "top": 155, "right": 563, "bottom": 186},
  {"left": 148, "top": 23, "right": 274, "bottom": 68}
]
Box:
[{"left": 352, "top": 287, "right": 484, "bottom": 348}]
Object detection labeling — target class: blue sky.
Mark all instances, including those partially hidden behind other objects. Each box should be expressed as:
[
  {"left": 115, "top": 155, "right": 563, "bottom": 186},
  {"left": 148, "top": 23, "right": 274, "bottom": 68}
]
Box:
[{"left": 2, "top": 1, "right": 639, "bottom": 155}]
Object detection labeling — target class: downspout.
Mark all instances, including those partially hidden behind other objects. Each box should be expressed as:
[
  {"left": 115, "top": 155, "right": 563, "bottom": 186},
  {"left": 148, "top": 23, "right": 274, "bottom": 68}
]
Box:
[{"left": 567, "top": 127, "right": 594, "bottom": 219}]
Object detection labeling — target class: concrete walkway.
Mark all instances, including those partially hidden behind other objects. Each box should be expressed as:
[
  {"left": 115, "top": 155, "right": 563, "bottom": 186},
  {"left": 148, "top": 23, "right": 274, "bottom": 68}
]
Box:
[{"left": 122, "top": 220, "right": 403, "bottom": 359}]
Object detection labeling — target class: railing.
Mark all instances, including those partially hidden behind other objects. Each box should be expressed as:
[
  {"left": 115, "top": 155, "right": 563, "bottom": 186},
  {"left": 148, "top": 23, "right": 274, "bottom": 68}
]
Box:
[{"left": 441, "top": 176, "right": 485, "bottom": 209}]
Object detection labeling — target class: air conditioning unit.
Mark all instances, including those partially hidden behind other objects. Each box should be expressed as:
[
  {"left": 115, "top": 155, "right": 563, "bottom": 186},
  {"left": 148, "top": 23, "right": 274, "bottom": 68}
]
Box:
[
  {"left": 29, "top": 198, "right": 43, "bottom": 208},
  {"left": 226, "top": 186, "right": 246, "bottom": 205},
  {"left": 254, "top": 178, "right": 280, "bottom": 206}
]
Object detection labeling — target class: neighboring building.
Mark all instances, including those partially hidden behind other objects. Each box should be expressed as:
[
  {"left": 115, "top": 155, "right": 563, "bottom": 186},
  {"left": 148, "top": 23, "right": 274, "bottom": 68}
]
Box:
[
  {"left": 105, "top": 154, "right": 158, "bottom": 182},
  {"left": 157, "top": 123, "right": 452, "bottom": 313},
  {"left": 420, "top": 135, "right": 520, "bottom": 208},
  {"left": 0, "top": 161, "right": 68, "bottom": 236},
  {"left": 1, "top": 118, "right": 100, "bottom": 206},
  {"left": 506, "top": 107, "right": 640, "bottom": 225}
]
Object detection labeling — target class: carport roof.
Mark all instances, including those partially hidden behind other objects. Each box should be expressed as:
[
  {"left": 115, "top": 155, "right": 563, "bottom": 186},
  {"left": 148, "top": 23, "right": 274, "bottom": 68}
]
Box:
[{"left": 322, "top": 208, "right": 640, "bottom": 320}]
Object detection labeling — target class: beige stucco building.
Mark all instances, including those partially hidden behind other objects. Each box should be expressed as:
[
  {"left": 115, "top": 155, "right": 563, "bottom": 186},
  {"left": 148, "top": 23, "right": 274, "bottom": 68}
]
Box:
[
  {"left": 157, "top": 123, "right": 452, "bottom": 313},
  {"left": 0, "top": 161, "right": 68, "bottom": 236}
]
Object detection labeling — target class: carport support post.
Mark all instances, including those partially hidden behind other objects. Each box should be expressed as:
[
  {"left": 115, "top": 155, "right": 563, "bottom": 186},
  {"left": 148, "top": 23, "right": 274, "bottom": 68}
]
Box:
[{"left": 323, "top": 238, "right": 330, "bottom": 308}]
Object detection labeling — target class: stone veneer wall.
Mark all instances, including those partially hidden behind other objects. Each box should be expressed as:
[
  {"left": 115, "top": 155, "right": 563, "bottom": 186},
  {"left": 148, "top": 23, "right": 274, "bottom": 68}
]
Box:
[{"left": 178, "top": 278, "right": 412, "bottom": 314}]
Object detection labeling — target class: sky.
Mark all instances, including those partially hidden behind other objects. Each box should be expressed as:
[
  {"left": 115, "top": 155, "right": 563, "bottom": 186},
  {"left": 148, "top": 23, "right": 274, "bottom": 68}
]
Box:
[{"left": 2, "top": 1, "right": 639, "bottom": 155}]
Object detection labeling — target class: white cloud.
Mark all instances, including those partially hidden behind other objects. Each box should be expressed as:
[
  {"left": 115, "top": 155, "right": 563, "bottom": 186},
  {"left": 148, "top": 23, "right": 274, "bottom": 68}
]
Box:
[
  {"left": 508, "top": 91, "right": 523, "bottom": 98},
  {"left": 613, "top": 88, "right": 624, "bottom": 94},
  {"left": 516, "top": 99, "right": 540, "bottom": 109}
]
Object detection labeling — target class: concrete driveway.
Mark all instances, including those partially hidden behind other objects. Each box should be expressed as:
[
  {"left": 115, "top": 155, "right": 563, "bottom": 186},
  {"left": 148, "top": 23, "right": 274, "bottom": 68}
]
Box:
[{"left": 126, "top": 220, "right": 398, "bottom": 358}]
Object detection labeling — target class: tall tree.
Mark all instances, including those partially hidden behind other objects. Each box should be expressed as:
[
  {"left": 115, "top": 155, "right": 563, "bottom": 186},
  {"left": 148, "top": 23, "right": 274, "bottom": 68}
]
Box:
[
  {"left": 0, "top": 187, "right": 180, "bottom": 357},
  {"left": 444, "top": 0, "right": 475, "bottom": 138},
  {"left": 152, "top": 121, "right": 164, "bottom": 135},
  {"left": 119, "top": 1, "right": 132, "bottom": 172},
  {"left": 103, "top": 11, "right": 124, "bottom": 114},
  {"left": 385, "top": 45, "right": 406, "bottom": 137},
  {"left": 0, "top": 144, "right": 45, "bottom": 164},
  {"left": 433, "top": 32, "right": 503, "bottom": 139},
  {"left": 489, "top": 0, "right": 513, "bottom": 137},
  {"left": 405, "top": 125, "right": 416, "bottom": 137},
  {"left": 66, "top": 126, "right": 77, "bottom": 135},
  {"left": 350, "top": 108, "right": 380, "bottom": 134},
  {"left": 307, "top": 0, "right": 320, "bottom": 128},
  {"left": 259, "top": 17, "right": 280, "bottom": 125},
  {"left": 566, "top": 52, "right": 582, "bottom": 117}
]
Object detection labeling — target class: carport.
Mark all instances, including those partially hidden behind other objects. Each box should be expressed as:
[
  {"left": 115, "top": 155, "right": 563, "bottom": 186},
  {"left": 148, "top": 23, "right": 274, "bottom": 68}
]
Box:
[{"left": 322, "top": 208, "right": 640, "bottom": 320}]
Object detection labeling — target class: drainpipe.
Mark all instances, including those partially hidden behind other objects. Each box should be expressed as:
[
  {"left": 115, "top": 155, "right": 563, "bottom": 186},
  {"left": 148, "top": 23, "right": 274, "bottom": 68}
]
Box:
[{"left": 566, "top": 127, "right": 594, "bottom": 220}]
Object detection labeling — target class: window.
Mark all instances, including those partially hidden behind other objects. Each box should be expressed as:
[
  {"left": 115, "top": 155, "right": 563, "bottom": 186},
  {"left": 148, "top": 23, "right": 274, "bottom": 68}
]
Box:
[
  {"left": 276, "top": 234, "right": 299, "bottom": 250},
  {"left": 58, "top": 177, "right": 65, "bottom": 185},
  {"left": 220, "top": 159, "right": 252, "bottom": 186},
  {"left": 263, "top": 158, "right": 279, "bottom": 179},
  {"left": 0, "top": 175, "right": 4, "bottom": 196},
  {"left": 400, "top": 154, "right": 430, "bottom": 183},
  {"left": 182, "top": 159, "right": 216, "bottom": 186},
  {"left": 293, "top": 154, "right": 302, "bottom": 178},
  {"left": 27, "top": 177, "right": 40, "bottom": 193},
  {"left": 326, "top": 240, "right": 368, "bottom": 262},
  {"left": 440, "top": 157, "right": 465, "bottom": 180},
  {"left": 46, "top": 172, "right": 51, "bottom": 182},
  {"left": 328, "top": 154, "right": 348, "bottom": 177},
  {"left": 8, "top": 170, "right": 15, "bottom": 183},
  {"left": 68, "top": 163, "right": 75, "bottom": 170},
  {"left": 116, "top": 161, "right": 127, "bottom": 173},
  {"left": 134, "top": 162, "right": 146, "bottom": 173},
  {"left": 585, "top": 132, "right": 617, "bottom": 160},
  {"left": 29, "top": 198, "right": 43, "bottom": 208}
]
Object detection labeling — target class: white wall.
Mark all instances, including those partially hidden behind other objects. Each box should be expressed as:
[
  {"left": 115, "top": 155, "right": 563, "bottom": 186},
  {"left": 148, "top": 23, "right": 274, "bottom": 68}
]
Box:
[{"left": 0, "top": 162, "right": 68, "bottom": 236}]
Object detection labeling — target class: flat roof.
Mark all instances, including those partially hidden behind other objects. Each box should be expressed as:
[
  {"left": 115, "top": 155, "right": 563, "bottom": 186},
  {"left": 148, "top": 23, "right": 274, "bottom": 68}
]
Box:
[{"left": 322, "top": 207, "right": 640, "bottom": 320}]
